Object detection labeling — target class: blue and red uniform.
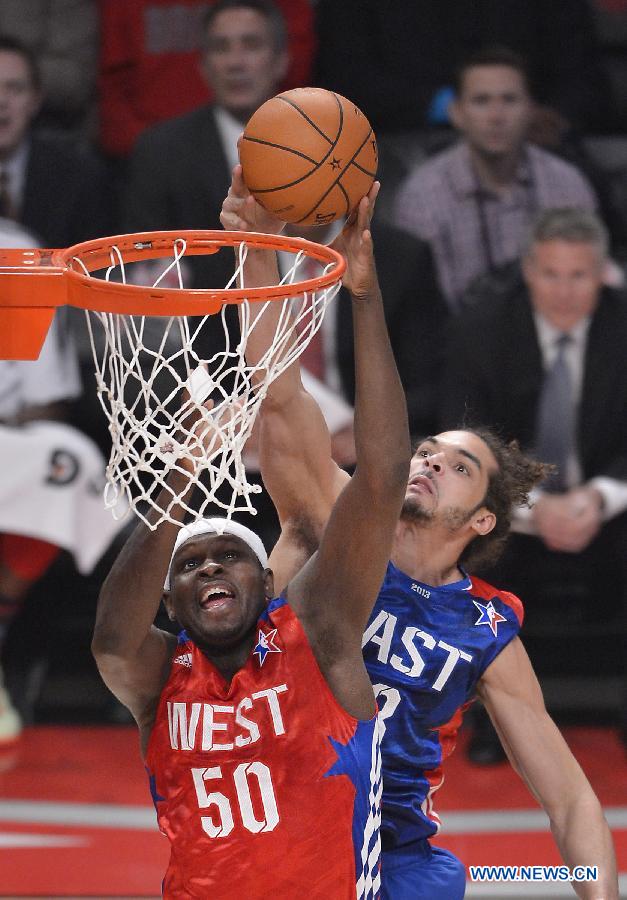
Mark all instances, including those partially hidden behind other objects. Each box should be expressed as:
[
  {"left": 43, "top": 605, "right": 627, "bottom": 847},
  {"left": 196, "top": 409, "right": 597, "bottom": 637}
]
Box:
[
  {"left": 145, "top": 597, "right": 382, "bottom": 899},
  {"left": 362, "top": 562, "right": 523, "bottom": 898}
]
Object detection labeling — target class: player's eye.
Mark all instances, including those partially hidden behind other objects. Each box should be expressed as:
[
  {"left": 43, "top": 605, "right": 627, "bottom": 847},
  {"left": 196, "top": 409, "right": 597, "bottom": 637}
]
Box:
[
  {"left": 417, "top": 448, "right": 430, "bottom": 457},
  {"left": 455, "top": 462, "right": 469, "bottom": 475},
  {"left": 183, "top": 558, "right": 199, "bottom": 569}
]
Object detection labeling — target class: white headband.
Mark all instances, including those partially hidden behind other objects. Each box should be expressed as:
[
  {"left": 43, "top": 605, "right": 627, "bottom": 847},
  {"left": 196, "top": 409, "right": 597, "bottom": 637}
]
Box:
[{"left": 164, "top": 518, "right": 268, "bottom": 591}]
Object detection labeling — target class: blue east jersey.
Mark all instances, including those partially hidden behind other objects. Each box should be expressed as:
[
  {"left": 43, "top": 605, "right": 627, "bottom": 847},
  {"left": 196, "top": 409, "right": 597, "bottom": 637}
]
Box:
[{"left": 362, "top": 562, "right": 523, "bottom": 849}]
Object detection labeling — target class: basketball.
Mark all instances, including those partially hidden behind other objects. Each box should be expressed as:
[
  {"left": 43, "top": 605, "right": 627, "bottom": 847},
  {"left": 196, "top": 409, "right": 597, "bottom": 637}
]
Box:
[{"left": 239, "top": 87, "right": 378, "bottom": 226}]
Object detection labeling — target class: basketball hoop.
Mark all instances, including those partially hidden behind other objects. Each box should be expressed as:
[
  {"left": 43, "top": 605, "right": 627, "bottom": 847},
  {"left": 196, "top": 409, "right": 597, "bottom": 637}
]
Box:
[{"left": 0, "top": 230, "right": 345, "bottom": 528}]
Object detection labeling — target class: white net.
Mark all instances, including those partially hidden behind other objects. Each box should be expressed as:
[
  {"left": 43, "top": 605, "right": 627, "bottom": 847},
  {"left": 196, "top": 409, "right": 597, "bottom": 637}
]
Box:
[{"left": 74, "top": 235, "right": 342, "bottom": 528}]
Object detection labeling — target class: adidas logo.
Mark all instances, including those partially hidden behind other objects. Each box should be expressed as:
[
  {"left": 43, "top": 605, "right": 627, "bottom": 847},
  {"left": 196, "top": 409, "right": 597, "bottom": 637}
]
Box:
[{"left": 174, "top": 652, "right": 192, "bottom": 668}]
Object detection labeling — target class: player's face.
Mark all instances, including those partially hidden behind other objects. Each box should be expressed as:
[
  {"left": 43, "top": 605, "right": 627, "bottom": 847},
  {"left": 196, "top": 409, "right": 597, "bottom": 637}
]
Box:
[
  {"left": 524, "top": 239, "right": 603, "bottom": 332},
  {"left": 403, "top": 432, "right": 497, "bottom": 530},
  {"left": 165, "top": 534, "right": 272, "bottom": 650},
  {"left": 0, "top": 51, "right": 41, "bottom": 158},
  {"left": 202, "top": 8, "right": 288, "bottom": 122},
  {"left": 451, "top": 65, "right": 531, "bottom": 157}
]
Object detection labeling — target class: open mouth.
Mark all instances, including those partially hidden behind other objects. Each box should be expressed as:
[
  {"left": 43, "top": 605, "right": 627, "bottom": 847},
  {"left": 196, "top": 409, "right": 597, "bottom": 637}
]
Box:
[
  {"left": 199, "top": 584, "right": 236, "bottom": 610},
  {"left": 408, "top": 474, "right": 435, "bottom": 495}
]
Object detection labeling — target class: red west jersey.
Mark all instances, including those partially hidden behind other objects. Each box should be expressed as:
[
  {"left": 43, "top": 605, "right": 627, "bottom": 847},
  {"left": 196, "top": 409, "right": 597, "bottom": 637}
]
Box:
[{"left": 145, "top": 597, "right": 382, "bottom": 899}]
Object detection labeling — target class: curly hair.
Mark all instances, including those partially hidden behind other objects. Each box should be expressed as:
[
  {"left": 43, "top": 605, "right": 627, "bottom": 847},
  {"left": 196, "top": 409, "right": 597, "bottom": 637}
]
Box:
[{"left": 459, "top": 427, "right": 550, "bottom": 573}]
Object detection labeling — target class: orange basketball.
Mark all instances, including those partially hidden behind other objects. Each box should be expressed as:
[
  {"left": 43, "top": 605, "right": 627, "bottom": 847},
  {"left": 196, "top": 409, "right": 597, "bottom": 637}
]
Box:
[{"left": 239, "top": 87, "right": 378, "bottom": 226}]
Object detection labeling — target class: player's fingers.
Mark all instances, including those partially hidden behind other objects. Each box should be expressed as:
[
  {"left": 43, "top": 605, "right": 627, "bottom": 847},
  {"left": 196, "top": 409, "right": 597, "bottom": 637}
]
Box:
[
  {"left": 231, "top": 164, "right": 248, "bottom": 197},
  {"left": 367, "top": 180, "right": 381, "bottom": 208},
  {"left": 356, "top": 193, "right": 372, "bottom": 235}
]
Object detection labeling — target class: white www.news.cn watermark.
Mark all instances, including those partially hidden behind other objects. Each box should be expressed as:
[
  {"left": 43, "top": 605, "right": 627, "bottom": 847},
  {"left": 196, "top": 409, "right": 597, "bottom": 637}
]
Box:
[{"left": 469, "top": 865, "right": 598, "bottom": 883}]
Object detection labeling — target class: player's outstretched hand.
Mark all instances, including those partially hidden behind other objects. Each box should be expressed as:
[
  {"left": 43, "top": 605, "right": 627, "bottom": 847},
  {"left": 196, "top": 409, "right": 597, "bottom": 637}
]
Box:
[
  {"left": 220, "top": 163, "right": 285, "bottom": 236},
  {"left": 330, "top": 181, "right": 379, "bottom": 301}
]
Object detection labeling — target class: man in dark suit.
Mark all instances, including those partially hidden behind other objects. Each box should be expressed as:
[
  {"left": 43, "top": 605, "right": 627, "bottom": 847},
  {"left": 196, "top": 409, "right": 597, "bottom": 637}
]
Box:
[
  {"left": 0, "top": 35, "right": 110, "bottom": 249},
  {"left": 440, "top": 207, "right": 627, "bottom": 758}
]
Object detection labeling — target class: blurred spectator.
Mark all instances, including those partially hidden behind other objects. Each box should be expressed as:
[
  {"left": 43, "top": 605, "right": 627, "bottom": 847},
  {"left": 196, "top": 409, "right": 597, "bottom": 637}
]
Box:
[
  {"left": 0, "top": 220, "right": 128, "bottom": 742},
  {"left": 315, "top": 0, "right": 611, "bottom": 135},
  {"left": 394, "top": 48, "right": 597, "bottom": 311},
  {"left": 123, "top": 0, "right": 294, "bottom": 386},
  {"left": 99, "top": 0, "right": 315, "bottom": 160},
  {"left": 0, "top": 1, "right": 98, "bottom": 140},
  {"left": 124, "top": 0, "right": 289, "bottom": 266},
  {"left": 0, "top": 35, "right": 111, "bottom": 249},
  {"left": 439, "top": 208, "right": 627, "bottom": 759}
]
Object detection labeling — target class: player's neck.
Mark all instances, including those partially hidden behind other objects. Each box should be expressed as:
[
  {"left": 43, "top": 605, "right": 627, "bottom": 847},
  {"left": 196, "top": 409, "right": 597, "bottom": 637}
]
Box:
[
  {"left": 392, "top": 522, "right": 465, "bottom": 587},
  {"left": 199, "top": 635, "right": 256, "bottom": 684}
]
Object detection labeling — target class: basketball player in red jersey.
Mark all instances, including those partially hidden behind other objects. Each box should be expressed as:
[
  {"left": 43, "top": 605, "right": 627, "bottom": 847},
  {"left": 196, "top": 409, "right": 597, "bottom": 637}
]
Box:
[
  {"left": 91, "top": 188, "right": 410, "bottom": 898},
  {"left": 220, "top": 168, "right": 618, "bottom": 900}
]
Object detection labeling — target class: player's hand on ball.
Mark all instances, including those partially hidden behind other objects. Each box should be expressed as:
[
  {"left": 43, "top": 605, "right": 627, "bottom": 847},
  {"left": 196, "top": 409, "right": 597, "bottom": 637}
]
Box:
[
  {"left": 220, "top": 164, "right": 285, "bottom": 236},
  {"left": 331, "top": 181, "right": 379, "bottom": 300}
]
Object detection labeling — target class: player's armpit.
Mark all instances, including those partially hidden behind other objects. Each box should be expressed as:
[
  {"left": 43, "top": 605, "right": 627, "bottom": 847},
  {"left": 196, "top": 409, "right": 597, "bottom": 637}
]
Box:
[{"left": 94, "top": 625, "right": 176, "bottom": 734}]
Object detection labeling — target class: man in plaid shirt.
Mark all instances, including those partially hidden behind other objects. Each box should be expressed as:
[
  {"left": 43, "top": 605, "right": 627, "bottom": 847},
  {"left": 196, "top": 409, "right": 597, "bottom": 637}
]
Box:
[{"left": 394, "top": 47, "right": 597, "bottom": 310}]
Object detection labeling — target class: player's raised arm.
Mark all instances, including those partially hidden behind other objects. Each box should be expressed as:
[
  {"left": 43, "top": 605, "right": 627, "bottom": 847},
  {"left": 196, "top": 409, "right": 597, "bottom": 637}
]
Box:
[
  {"left": 286, "top": 195, "right": 411, "bottom": 719},
  {"left": 221, "top": 165, "right": 350, "bottom": 589},
  {"left": 220, "top": 163, "right": 292, "bottom": 402},
  {"left": 91, "top": 407, "right": 210, "bottom": 735},
  {"left": 479, "top": 639, "right": 618, "bottom": 899}
]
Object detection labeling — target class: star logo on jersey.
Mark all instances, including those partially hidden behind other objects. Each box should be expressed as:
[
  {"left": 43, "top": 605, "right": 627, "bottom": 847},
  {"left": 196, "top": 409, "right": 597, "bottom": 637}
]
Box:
[
  {"left": 473, "top": 599, "right": 507, "bottom": 637},
  {"left": 253, "top": 628, "right": 281, "bottom": 666}
]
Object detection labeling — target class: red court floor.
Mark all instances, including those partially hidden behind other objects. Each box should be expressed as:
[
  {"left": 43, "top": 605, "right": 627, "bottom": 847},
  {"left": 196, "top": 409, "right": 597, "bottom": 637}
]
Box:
[{"left": 0, "top": 724, "right": 625, "bottom": 898}]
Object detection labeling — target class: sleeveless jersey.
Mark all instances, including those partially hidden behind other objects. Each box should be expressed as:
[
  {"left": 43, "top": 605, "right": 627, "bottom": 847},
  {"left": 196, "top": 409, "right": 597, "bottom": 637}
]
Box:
[
  {"left": 145, "top": 597, "right": 382, "bottom": 899},
  {"left": 362, "top": 563, "right": 523, "bottom": 849}
]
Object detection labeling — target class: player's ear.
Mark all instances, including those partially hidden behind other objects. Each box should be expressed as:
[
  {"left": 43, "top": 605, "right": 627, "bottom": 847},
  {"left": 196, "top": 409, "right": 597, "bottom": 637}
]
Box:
[
  {"left": 263, "top": 569, "right": 274, "bottom": 600},
  {"left": 162, "top": 591, "right": 176, "bottom": 621},
  {"left": 470, "top": 508, "right": 496, "bottom": 538}
]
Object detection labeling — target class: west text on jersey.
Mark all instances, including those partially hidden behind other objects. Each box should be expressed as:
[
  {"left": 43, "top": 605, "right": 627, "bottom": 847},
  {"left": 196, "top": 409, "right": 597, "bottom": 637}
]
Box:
[{"left": 167, "top": 685, "right": 288, "bottom": 752}]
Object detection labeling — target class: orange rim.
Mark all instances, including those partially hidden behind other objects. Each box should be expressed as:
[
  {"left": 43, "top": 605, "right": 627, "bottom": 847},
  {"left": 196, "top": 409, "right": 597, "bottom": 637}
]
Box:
[
  {"left": 0, "top": 230, "right": 345, "bottom": 358},
  {"left": 60, "top": 230, "right": 346, "bottom": 316}
]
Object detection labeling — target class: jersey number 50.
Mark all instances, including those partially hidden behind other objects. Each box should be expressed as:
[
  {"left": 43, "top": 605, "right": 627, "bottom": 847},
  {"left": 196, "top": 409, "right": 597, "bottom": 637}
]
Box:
[{"left": 191, "top": 762, "right": 279, "bottom": 838}]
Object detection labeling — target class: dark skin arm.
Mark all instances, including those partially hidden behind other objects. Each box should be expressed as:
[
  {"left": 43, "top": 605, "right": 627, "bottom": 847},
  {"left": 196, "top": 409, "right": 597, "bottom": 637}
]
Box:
[
  {"left": 91, "top": 471, "right": 186, "bottom": 750},
  {"left": 286, "top": 239, "right": 411, "bottom": 718},
  {"left": 92, "top": 410, "right": 212, "bottom": 752}
]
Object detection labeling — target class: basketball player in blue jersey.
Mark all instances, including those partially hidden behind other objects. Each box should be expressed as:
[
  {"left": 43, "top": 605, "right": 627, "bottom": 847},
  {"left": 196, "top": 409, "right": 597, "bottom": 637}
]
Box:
[{"left": 220, "top": 167, "right": 618, "bottom": 899}]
